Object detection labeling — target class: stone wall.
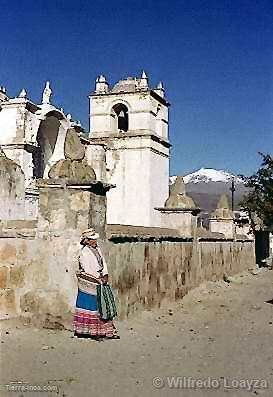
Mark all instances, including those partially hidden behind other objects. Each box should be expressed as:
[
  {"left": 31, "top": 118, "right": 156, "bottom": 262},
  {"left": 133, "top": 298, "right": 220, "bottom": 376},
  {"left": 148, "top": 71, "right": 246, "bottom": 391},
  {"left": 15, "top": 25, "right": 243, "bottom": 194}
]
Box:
[
  {"left": 37, "top": 180, "right": 107, "bottom": 239},
  {"left": 0, "top": 148, "right": 26, "bottom": 220},
  {"left": 0, "top": 231, "right": 79, "bottom": 322},
  {"left": 105, "top": 237, "right": 255, "bottom": 318},
  {"left": 0, "top": 228, "right": 255, "bottom": 323}
]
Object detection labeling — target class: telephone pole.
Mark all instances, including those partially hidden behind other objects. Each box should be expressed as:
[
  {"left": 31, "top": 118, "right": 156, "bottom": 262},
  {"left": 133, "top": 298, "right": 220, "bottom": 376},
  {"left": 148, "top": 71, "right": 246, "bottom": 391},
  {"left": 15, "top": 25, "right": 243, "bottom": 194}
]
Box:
[{"left": 230, "top": 176, "right": 235, "bottom": 212}]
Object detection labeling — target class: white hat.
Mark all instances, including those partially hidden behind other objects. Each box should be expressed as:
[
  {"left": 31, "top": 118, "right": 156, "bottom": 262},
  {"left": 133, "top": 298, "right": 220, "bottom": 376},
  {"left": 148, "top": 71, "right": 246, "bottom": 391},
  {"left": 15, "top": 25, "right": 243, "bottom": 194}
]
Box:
[{"left": 81, "top": 228, "right": 100, "bottom": 240}]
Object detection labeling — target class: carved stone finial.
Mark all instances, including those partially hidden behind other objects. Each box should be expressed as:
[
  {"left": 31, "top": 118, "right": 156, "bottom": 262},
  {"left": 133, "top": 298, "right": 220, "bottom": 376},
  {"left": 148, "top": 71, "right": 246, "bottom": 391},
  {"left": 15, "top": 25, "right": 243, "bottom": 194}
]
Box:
[
  {"left": 165, "top": 176, "right": 196, "bottom": 209},
  {"left": 217, "top": 194, "right": 229, "bottom": 209},
  {"left": 64, "top": 128, "right": 85, "bottom": 161},
  {"left": 42, "top": 81, "right": 52, "bottom": 104},
  {"left": 170, "top": 176, "right": 186, "bottom": 195},
  {"left": 157, "top": 81, "right": 163, "bottom": 89},
  {"left": 67, "top": 113, "right": 72, "bottom": 121},
  {"left": 210, "top": 194, "right": 233, "bottom": 219},
  {"left": 139, "top": 70, "right": 149, "bottom": 88},
  {"left": 141, "top": 70, "right": 147, "bottom": 79},
  {"left": 95, "top": 75, "right": 108, "bottom": 94},
  {"left": 99, "top": 75, "right": 106, "bottom": 82},
  {"left": 48, "top": 128, "right": 96, "bottom": 182},
  {"left": 154, "top": 81, "right": 165, "bottom": 97},
  {"left": 18, "top": 88, "right": 27, "bottom": 98}
]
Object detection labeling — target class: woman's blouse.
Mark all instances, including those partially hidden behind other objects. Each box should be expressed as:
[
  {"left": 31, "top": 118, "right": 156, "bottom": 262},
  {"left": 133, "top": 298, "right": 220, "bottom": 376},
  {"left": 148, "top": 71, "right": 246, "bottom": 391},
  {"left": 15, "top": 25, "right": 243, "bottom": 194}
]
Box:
[{"left": 79, "top": 246, "right": 108, "bottom": 279}]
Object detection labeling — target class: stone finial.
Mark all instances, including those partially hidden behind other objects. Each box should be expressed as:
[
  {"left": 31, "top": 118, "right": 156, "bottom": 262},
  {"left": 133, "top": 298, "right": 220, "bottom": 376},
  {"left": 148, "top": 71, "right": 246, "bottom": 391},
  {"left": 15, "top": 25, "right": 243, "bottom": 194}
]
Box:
[
  {"left": 139, "top": 70, "right": 149, "bottom": 88},
  {"left": 217, "top": 194, "right": 229, "bottom": 209},
  {"left": 210, "top": 194, "right": 233, "bottom": 219},
  {"left": 18, "top": 88, "right": 27, "bottom": 98},
  {"left": 66, "top": 113, "right": 72, "bottom": 121},
  {"left": 64, "top": 128, "right": 85, "bottom": 161},
  {"left": 157, "top": 81, "right": 163, "bottom": 89},
  {"left": 141, "top": 70, "right": 147, "bottom": 79},
  {"left": 164, "top": 176, "right": 196, "bottom": 209},
  {"left": 154, "top": 81, "right": 165, "bottom": 98},
  {"left": 95, "top": 75, "right": 108, "bottom": 94},
  {"left": 99, "top": 75, "right": 106, "bottom": 82},
  {"left": 42, "top": 81, "right": 52, "bottom": 105},
  {"left": 48, "top": 127, "right": 96, "bottom": 183},
  {"left": 0, "top": 86, "right": 8, "bottom": 102},
  {"left": 170, "top": 176, "right": 186, "bottom": 195},
  {"left": 48, "top": 159, "right": 96, "bottom": 182}
]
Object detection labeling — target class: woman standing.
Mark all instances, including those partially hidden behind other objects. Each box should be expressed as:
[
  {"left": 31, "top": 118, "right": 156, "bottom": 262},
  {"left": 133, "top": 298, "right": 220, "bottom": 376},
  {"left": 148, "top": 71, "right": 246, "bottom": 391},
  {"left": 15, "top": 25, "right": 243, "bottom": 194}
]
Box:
[{"left": 73, "top": 228, "right": 118, "bottom": 339}]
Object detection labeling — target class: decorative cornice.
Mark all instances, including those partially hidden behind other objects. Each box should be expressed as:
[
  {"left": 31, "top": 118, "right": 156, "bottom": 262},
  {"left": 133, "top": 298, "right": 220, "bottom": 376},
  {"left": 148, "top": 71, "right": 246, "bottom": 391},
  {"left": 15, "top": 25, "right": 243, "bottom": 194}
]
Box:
[
  {"left": 89, "top": 131, "right": 171, "bottom": 148},
  {"left": 90, "top": 89, "right": 170, "bottom": 107}
]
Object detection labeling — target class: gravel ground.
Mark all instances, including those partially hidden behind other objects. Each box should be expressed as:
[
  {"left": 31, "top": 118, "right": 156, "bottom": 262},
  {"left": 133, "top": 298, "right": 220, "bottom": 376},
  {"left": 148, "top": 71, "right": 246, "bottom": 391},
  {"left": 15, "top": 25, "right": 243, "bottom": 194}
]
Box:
[{"left": 1, "top": 268, "right": 273, "bottom": 397}]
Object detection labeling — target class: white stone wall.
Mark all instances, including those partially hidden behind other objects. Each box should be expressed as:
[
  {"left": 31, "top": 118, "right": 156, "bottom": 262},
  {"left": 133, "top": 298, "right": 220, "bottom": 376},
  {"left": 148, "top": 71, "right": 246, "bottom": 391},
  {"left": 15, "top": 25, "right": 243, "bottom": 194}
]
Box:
[
  {"left": 3, "top": 147, "right": 34, "bottom": 186},
  {"left": 106, "top": 146, "right": 152, "bottom": 226},
  {"left": 160, "top": 211, "right": 194, "bottom": 236},
  {"left": 85, "top": 144, "right": 106, "bottom": 181},
  {"left": 209, "top": 219, "right": 234, "bottom": 238},
  {"left": 105, "top": 135, "right": 169, "bottom": 227},
  {"left": 0, "top": 105, "right": 18, "bottom": 144},
  {"left": 150, "top": 150, "right": 169, "bottom": 226}
]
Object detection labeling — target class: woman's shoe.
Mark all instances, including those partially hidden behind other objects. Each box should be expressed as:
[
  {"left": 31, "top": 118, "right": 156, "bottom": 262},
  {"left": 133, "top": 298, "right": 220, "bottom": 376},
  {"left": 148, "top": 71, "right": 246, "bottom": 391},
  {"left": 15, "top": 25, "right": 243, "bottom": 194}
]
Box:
[{"left": 105, "top": 335, "right": 120, "bottom": 340}]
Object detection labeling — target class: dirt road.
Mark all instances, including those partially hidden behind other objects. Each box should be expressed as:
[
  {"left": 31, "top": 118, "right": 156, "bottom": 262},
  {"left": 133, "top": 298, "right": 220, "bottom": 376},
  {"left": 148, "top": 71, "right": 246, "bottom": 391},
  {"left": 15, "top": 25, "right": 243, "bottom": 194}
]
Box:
[{"left": 1, "top": 269, "right": 273, "bottom": 397}]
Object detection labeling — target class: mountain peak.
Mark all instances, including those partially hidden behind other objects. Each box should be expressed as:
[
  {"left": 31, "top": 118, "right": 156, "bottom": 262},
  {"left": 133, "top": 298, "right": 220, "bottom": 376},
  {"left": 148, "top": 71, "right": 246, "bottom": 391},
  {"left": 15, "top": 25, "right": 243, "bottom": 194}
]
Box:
[
  {"left": 179, "top": 168, "right": 242, "bottom": 184},
  {"left": 169, "top": 168, "right": 246, "bottom": 214}
]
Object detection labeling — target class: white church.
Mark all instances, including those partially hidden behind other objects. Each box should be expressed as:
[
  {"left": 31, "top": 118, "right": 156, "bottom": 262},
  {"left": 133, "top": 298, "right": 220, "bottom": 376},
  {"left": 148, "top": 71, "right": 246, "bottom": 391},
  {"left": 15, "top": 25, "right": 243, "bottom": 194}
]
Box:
[{"left": 0, "top": 72, "right": 171, "bottom": 227}]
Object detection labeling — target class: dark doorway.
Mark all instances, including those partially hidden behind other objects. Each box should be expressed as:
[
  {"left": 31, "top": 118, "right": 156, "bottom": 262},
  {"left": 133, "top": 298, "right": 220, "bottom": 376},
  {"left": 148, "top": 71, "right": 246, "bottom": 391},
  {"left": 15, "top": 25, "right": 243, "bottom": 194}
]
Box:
[{"left": 255, "top": 231, "right": 270, "bottom": 265}]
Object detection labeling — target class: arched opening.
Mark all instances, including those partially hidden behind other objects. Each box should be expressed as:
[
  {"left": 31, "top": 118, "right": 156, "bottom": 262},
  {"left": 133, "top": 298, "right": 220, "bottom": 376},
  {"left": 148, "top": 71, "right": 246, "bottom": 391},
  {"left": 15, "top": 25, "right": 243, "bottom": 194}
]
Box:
[
  {"left": 111, "top": 103, "right": 129, "bottom": 132},
  {"left": 33, "top": 115, "right": 61, "bottom": 178}
]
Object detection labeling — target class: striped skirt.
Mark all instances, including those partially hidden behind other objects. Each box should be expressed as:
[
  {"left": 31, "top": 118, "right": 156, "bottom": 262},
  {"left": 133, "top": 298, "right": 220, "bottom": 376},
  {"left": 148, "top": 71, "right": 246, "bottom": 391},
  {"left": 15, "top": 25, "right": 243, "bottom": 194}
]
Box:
[{"left": 73, "top": 289, "right": 114, "bottom": 337}]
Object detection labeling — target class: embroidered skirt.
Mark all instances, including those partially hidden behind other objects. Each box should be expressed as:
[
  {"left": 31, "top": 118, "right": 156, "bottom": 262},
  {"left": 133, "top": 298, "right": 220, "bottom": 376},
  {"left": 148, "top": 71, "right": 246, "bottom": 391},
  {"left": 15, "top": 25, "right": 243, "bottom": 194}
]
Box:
[{"left": 73, "top": 289, "right": 114, "bottom": 337}]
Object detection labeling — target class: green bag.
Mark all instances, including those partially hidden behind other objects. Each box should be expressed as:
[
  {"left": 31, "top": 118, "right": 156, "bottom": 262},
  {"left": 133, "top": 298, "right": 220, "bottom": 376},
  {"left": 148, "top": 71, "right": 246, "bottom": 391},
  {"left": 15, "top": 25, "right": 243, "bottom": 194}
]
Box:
[{"left": 97, "top": 284, "right": 117, "bottom": 321}]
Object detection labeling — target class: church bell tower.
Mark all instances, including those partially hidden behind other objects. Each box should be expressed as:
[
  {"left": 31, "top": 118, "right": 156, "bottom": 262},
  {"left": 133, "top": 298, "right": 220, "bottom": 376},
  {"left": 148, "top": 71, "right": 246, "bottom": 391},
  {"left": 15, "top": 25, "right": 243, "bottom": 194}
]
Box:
[{"left": 89, "top": 71, "right": 170, "bottom": 227}]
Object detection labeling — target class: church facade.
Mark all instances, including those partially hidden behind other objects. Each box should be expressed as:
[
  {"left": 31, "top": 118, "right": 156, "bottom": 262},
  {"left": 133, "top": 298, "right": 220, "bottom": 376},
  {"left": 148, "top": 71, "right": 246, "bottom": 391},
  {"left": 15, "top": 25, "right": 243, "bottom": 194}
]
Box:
[{"left": 0, "top": 72, "right": 171, "bottom": 227}]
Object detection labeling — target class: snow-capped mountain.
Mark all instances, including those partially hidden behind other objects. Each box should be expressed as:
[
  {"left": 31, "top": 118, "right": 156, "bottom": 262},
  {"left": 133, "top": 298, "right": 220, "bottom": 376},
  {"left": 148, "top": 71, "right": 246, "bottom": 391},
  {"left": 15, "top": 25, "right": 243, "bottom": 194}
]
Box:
[
  {"left": 170, "top": 168, "right": 247, "bottom": 213},
  {"left": 170, "top": 168, "right": 243, "bottom": 185}
]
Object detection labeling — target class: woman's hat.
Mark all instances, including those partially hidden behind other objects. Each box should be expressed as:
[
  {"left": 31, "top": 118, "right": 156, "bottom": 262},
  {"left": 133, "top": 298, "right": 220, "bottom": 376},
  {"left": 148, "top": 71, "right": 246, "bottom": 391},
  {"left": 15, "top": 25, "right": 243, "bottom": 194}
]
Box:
[{"left": 81, "top": 228, "right": 100, "bottom": 240}]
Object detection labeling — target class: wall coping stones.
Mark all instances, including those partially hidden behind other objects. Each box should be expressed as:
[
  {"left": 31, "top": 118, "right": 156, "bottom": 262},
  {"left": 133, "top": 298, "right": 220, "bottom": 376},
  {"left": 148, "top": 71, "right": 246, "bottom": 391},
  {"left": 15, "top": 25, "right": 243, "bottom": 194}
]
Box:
[
  {"left": 106, "top": 224, "right": 253, "bottom": 243},
  {"left": 3, "top": 220, "right": 37, "bottom": 229},
  {"left": 155, "top": 207, "right": 201, "bottom": 215},
  {"left": 0, "top": 230, "right": 36, "bottom": 239},
  {"left": 108, "top": 235, "right": 254, "bottom": 243},
  {"left": 107, "top": 224, "right": 180, "bottom": 236},
  {"left": 108, "top": 235, "right": 194, "bottom": 243},
  {"left": 36, "top": 179, "right": 114, "bottom": 192}
]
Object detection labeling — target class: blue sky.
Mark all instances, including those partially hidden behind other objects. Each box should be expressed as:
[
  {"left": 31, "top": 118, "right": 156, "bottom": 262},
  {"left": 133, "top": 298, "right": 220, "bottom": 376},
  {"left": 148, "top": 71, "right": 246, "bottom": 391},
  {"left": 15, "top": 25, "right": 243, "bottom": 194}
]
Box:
[{"left": 1, "top": 0, "right": 272, "bottom": 176}]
